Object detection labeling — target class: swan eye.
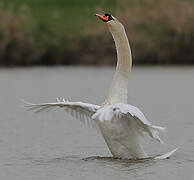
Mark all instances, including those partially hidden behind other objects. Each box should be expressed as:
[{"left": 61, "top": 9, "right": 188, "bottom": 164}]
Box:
[{"left": 104, "top": 13, "right": 114, "bottom": 22}]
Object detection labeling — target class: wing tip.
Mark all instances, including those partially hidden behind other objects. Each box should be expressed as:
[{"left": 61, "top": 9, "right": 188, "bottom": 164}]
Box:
[
  {"left": 20, "top": 99, "right": 35, "bottom": 107},
  {"left": 154, "top": 147, "right": 179, "bottom": 160}
]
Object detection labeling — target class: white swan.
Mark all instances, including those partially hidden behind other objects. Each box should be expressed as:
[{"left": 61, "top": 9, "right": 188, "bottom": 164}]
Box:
[{"left": 24, "top": 13, "right": 178, "bottom": 160}]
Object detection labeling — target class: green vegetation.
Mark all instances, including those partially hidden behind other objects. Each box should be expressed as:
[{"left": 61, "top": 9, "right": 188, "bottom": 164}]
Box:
[
  {"left": 0, "top": 0, "right": 116, "bottom": 65},
  {"left": 118, "top": 0, "right": 194, "bottom": 64},
  {"left": 0, "top": 0, "right": 194, "bottom": 66},
  {"left": 2, "top": 0, "right": 115, "bottom": 34}
]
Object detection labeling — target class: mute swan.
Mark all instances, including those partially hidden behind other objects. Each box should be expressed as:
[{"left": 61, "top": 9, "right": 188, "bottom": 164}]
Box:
[{"left": 24, "top": 13, "right": 178, "bottom": 160}]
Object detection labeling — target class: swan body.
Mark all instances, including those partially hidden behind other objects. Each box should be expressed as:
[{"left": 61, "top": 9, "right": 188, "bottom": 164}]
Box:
[
  {"left": 24, "top": 13, "right": 177, "bottom": 160},
  {"left": 93, "top": 103, "right": 164, "bottom": 159}
]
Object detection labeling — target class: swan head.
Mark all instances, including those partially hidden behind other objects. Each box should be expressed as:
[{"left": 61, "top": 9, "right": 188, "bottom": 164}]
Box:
[
  {"left": 95, "top": 13, "right": 123, "bottom": 32},
  {"left": 95, "top": 13, "right": 115, "bottom": 22}
]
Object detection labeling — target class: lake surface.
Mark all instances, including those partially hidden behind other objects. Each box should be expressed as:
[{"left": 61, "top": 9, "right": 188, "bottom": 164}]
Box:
[{"left": 0, "top": 66, "right": 193, "bottom": 179}]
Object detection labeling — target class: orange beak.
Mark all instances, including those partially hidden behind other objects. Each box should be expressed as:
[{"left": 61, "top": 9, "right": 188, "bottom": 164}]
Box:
[{"left": 95, "top": 14, "right": 109, "bottom": 22}]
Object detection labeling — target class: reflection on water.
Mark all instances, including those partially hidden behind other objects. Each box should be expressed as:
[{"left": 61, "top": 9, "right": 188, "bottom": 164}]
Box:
[
  {"left": 0, "top": 66, "right": 194, "bottom": 180},
  {"left": 83, "top": 156, "right": 154, "bottom": 169}
]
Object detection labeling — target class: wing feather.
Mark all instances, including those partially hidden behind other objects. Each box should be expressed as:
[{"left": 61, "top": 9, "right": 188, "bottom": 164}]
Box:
[
  {"left": 112, "top": 103, "right": 165, "bottom": 143},
  {"left": 22, "top": 99, "right": 100, "bottom": 127}
]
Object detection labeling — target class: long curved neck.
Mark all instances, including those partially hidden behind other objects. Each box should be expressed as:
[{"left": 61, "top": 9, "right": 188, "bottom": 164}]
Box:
[{"left": 104, "top": 22, "right": 132, "bottom": 105}]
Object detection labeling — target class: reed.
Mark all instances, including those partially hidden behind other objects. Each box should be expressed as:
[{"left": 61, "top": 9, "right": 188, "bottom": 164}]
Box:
[
  {"left": 0, "top": 0, "right": 194, "bottom": 65},
  {"left": 117, "top": 0, "right": 194, "bottom": 64}
]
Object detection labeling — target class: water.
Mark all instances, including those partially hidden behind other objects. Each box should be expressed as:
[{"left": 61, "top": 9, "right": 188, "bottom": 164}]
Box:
[{"left": 0, "top": 66, "right": 193, "bottom": 179}]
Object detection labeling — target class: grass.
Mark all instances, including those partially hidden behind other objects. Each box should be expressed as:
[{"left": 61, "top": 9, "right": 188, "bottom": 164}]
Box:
[
  {"left": 0, "top": 0, "right": 116, "bottom": 65},
  {"left": 117, "top": 0, "right": 194, "bottom": 64},
  {"left": 0, "top": 0, "right": 194, "bottom": 65},
  {"left": 2, "top": 0, "right": 116, "bottom": 35}
]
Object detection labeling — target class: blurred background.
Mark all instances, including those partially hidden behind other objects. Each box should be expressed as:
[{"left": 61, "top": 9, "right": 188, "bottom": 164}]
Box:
[
  {"left": 0, "top": 0, "right": 194, "bottom": 66},
  {"left": 0, "top": 1, "right": 194, "bottom": 179}
]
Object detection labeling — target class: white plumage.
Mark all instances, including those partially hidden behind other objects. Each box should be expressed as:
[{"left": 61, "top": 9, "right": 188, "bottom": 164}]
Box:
[
  {"left": 24, "top": 13, "right": 178, "bottom": 160},
  {"left": 23, "top": 98, "right": 99, "bottom": 128}
]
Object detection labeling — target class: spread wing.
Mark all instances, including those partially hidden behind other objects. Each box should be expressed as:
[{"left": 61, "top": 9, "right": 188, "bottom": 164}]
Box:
[
  {"left": 23, "top": 98, "right": 100, "bottom": 127},
  {"left": 93, "top": 103, "right": 165, "bottom": 143},
  {"left": 115, "top": 103, "right": 166, "bottom": 143}
]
